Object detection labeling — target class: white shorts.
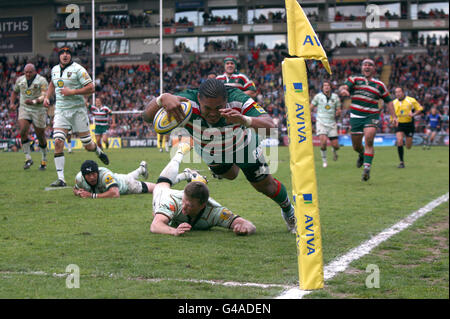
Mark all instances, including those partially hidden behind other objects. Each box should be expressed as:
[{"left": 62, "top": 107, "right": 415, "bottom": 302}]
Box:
[
  {"left": 124, "top": 174, "right": 145, "bottom": 194},
  {"left": 19, "top": 107, "right": 47, "bottom": 129},
  {"left": 53, "top": 108, "right": 90, "bottom": 133},
  {"left": 316, "top": 121, "right": 338, "bottom": 138},
  {"left": 151, "top": 184, "right": 172, "bottom": 213}
]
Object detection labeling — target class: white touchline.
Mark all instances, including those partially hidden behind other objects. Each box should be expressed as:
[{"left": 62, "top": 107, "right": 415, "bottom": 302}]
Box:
[
  {"left": 276, "top": 192, "right": 449, "bottom": 299},
  {"left": 2, "top": 193, "right": 447, "bottom": 295}
]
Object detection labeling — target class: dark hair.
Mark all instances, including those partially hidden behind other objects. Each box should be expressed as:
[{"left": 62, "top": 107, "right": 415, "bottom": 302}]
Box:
[
  {"left": 198, "top": 78, "right": 228, "bottom": 100},
  {"left": 184, "top": 181, "right": 209, "bottom": 205},
  {"left": 322, "top": 80, "right": 332, "bottom": 90}
]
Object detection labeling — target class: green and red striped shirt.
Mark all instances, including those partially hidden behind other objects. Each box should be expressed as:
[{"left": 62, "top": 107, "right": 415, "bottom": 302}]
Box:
[
  {"left": 216, "top": 72, "right": 257, "bottom": 92},
  {"left": 344, "top": 75, "right": 392, "bottom": 116},
  {"left": 175, "top": 87, "right": 267, "bottom": 164}
]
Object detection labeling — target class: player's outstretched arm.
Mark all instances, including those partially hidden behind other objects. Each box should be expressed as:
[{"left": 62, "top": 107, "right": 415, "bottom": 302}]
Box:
[
  {"left": 73, "top": 186, "right": 120, "bottom": 198},
  {"left": 150, "top": 213, "right": 191, "bottom": 236},
  {"left": 231, "top": 217, "right": 256, "bottom": 236},
  {"left": 143, "top": 93, "right": 188, "bottom": 124},
  {"left": 219, "top": 109, "right": 275, "bottom": 134}
]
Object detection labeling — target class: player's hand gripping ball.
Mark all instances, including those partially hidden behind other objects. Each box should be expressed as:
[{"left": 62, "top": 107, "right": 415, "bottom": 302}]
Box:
[{"left": 153, "top": 101, "right": 192, "bottom": 134}]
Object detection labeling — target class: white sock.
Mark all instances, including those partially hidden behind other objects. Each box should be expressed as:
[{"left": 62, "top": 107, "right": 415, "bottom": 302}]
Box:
[
  {"left": 159, "top": 152, "right": 184, "bottom": 184},
  {"left": 320, "top": 149, "right": 327, "bottom": 162},
  {"left": 23, "top": 141, "right": 32, "bottom": 160},
  {"left": 173, "top": 172, "right": 189, "bottom": 185},
  {"left": 128, "top": 167, "right": 142, "bottom": 180},
  {"left": 54, "top": 155, "right": 65, "bottom": 181}
]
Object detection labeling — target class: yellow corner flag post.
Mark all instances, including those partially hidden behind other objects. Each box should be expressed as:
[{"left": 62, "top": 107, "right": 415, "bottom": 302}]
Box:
[{"left": 282, "top": 0, "right": 332, "bottom": 290}]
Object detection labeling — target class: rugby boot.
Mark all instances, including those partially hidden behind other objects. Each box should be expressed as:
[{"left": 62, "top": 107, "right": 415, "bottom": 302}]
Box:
[
  {"left": 361, "top": 167, "right": 371, "bottom": 181},
  {"left": 140, "top": 161, "right": 149, "bottom": 179},
  {"left": 184, "top": 168, "right": 208, "bottom": 184},
  {"left": 24, "top": 159, "right": 33, "bottom": 169},
  {"left": 39, "top": 160, "right": 47, "bottom": 171},
  {"left": 50, "top": 179, "right": 67, "bottom": 187},
  {"left": 98, "top": 151, "right": 109, "bottom": 165},
  {"left": 282, "top": 205, "right": 297, "bottom": 234}
]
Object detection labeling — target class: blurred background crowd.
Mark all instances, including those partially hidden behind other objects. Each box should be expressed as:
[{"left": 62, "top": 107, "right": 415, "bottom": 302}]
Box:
[{"left": 1, "top": 42, "right": 448, "bottom": 145}]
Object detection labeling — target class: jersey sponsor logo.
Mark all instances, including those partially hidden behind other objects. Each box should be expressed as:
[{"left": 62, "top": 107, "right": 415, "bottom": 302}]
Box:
[
  {"left": 105, "top": 174, "right": 114, "bottom": 185},
  {"left": 82, "top": 72, "right": 90, "bottom": 80},
  {"left": 57, "top": 80, "right": 64, "bottom": 88},
  {"left": 25, "top": 89, "right": 32, "bottom": 96},
  {"left": 219, "top": 208, "right": 233, "bottom": 221},
  {"left": 253, "top": 103, "right": 265, "bottom": 114}
]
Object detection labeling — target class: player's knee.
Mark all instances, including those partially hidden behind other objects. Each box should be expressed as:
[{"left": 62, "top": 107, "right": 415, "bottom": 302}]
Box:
[
  {"left": 80, "top": 134, "right": 93, "bottom": 148},
  {"left": 53, "top": 130, "right": 66, "bottom": 144}
]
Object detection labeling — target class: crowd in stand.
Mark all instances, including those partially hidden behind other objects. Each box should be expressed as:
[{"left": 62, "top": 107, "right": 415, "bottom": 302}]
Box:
[
  {"left": 1, "top": 42, "right": 449, "bottom": 146},
  {"left": 54, "top": 12, "right": 152, "bottom": 30},
  {"left": 52, "top": 6, "right": 449, "bottom": 31}
]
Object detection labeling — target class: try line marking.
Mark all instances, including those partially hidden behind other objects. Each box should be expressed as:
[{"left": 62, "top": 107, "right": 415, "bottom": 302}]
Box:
[
  {"left": 44, "top": 186, "right": 72, "bottom": 191},
  {"left": 276, "top": 192, "right": 449, "bottom": 299},
  {"left": 1, "top": 193, "right": 447, "bottom": 295}
]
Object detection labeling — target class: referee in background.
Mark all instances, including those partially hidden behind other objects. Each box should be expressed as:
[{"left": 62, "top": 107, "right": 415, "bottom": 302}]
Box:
[{"left": 393, "top": 87, "right": 423, "bottom": 168}]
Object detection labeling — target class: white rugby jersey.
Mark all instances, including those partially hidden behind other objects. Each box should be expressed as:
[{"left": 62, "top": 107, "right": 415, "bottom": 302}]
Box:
[
  {"left": 51, "top": 61, "right": 92, "bottom": 109},
  {"left": 14, "top": 74, "right": 48, "bottom": 110}
]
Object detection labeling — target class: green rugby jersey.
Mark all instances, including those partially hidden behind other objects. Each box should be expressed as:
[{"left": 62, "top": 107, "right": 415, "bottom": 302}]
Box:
[
  {"left": 175, "top": 87, "right": 267, "bottom": 164},
  {"left": 154, "top": 188, "right": 239, "bottom": 230},
  {"left": 75, "top": 167, "right": 129, "bottom": 194},
  {"left": 216, "top": 72, "right": 256, "bottom": 92},
  {"left": 14, "top": 74, "right": 48, "bottom": 111},
  {"left": 50, "top": 61, "right": 92, "bottom": 109},
  {"left": 344, "top": 75, "right": 392, "bottom": 117},
  {"left": 90, "top": 105, "right": 112, "bottom": 127}
]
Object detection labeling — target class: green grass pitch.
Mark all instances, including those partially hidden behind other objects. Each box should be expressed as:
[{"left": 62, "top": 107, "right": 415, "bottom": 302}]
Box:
[{"left": 0, "top": 145, "right": 448, "bottom": 298}]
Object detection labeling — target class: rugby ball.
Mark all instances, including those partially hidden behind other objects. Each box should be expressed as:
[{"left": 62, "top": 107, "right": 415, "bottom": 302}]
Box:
[{"left": 153, "top": 101, "right": 192, "bottom": 134}]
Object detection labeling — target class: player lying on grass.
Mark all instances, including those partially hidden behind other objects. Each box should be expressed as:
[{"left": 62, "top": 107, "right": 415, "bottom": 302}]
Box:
[
  {"left": 73, "top": 160, "right": 154, "bottom": 198},
  {"left": 150, "top": 143, "right": 256, "bottom": 237},
  {"left": 143, "top": 78, "right": 296, "bottom": 233}
]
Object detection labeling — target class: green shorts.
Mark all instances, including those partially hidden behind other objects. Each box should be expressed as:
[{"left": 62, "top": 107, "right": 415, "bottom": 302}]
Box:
[
  {"left": 94, "top": 125, "right": 109, "bottom": 135},
  {"left": 350, "top": 114, "right": 380, "bottom": 134}
]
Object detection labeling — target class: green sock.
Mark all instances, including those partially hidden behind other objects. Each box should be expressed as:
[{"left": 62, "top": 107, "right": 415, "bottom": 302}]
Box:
[
  {"left": 271, "top": 179, "right": 292, "bottom": 214},
  {"left": 364, "top": 152, "right": 374, "bottom": 168}
]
